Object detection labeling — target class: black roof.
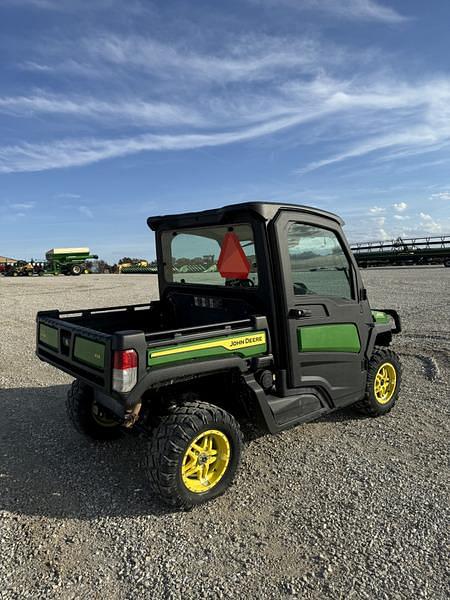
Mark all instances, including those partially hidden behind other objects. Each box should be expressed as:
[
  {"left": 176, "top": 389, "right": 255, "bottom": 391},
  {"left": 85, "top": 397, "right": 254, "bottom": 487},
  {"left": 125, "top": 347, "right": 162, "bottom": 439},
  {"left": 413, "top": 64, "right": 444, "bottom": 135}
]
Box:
[{"left": 147, "top": 202, "right": 343, "bottom": 231}]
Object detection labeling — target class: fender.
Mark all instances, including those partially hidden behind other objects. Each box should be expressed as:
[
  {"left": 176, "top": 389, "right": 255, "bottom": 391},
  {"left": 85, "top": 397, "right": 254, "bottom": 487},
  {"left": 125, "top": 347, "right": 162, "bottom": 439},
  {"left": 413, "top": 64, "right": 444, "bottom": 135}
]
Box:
[{"left": 366, "top": 309, "right": 402, "bottom": 359}]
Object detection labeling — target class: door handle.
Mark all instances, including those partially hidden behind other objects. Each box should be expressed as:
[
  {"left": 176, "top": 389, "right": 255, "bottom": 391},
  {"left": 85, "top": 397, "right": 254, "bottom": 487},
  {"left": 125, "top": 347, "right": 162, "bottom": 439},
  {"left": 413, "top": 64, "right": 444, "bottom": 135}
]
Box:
[{"left": 289, "top": 308, "right": 312, "bottom": 319}]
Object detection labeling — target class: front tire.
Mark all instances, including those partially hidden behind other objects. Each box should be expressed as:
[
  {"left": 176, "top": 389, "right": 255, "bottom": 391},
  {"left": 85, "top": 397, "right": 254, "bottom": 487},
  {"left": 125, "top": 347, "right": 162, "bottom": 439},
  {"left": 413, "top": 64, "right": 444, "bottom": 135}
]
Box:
[
  {"left": 356, "top": 346, "right": 401, "bottom": 416},
  {"left": 146, "top": 401, "right": 243, "bottom": 509},
  {"left": 66, "top": 380, "right": 122, "bottom": 440}
]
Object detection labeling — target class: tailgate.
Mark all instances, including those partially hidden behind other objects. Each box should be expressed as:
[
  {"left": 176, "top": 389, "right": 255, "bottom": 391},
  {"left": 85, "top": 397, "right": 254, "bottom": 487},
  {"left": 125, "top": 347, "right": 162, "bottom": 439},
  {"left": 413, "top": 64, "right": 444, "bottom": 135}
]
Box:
[{"left": 36, "top": 312, "right": 112, "bottom": 390}]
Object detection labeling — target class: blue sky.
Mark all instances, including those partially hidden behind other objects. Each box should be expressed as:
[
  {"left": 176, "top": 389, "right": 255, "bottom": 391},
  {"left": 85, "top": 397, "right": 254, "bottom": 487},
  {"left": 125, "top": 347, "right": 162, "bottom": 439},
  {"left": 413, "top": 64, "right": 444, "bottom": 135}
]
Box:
[{"left": 1, "top": 0, "right": 450, "bottom": 262}]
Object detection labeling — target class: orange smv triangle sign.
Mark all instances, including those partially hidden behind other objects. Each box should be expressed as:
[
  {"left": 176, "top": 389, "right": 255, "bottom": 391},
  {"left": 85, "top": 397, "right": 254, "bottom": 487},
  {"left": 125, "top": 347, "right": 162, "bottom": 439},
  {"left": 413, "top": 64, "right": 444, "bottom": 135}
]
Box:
[{"left": 217, "top": 232, "right": 251, "bottom": 279}]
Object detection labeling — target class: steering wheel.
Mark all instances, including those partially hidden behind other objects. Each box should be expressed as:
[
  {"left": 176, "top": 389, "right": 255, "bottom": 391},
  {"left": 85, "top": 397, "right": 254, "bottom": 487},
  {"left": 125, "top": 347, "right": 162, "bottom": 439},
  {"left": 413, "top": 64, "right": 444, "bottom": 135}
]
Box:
[{"left": 226, "top": 278, "right": 255, "bottom": 288}]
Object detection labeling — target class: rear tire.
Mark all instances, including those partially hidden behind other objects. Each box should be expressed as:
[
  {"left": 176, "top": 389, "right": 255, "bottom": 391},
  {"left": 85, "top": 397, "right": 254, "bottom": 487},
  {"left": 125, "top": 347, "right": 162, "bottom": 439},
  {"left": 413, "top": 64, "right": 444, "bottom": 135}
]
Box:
[
  {"left": 71, "top": 264, "right": 83, "bottom": 276},
  {"left": 66, "top": 379, "right": 122, "bottom": 440},
  {"left": 146, "top": 401, "right": 243, "bottom": 509},
  {"left": 356, "top": 346, "right": 401, "bottom": 416}
]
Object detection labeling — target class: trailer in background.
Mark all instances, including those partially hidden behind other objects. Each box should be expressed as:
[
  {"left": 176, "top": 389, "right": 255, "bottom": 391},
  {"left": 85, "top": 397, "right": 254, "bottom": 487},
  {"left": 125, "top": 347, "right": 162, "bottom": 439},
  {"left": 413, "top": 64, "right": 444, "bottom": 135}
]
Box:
[
  {"left": 119, "top": 260, "right": 157, "bottom": 274},
  {"left": 45, "top": 247, "right": 98, "bottom": 275},
  {"left": 351, "top": 235, "right": 450, "bottom": 268}
]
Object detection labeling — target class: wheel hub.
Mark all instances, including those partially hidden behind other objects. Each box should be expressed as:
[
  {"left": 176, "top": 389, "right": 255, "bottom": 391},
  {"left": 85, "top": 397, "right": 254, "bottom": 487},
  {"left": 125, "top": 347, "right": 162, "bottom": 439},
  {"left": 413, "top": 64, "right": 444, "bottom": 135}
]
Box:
[
  {"left": 181, "top": 429, "right": 231, "bottom": 493},
  {"left": 91, "top": 403, "right": 118, "bottom": 427},
  {"left": 374, "top": 362, "right": 397, "bottom": 405}
]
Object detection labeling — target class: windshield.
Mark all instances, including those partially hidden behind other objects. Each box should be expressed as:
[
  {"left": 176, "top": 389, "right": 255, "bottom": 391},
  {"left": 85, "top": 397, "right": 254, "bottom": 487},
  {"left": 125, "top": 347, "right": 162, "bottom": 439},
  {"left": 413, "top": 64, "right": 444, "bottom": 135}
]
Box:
[{"left": 161, "top": 223, "right": 258, "bottom": 287}]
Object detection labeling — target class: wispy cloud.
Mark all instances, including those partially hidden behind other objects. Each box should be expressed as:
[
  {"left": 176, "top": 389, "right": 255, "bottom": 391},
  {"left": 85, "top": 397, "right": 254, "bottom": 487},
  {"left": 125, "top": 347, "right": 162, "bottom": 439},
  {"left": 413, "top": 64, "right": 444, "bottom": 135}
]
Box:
[
  {"left": 10, "top": 201, "right": 35, "bottom": 210},
  {"left": 0, "top": 94, "right": 203, "bottom": 126},
  {"left": 277, "top": 74, "right": 450, "bottom": 173},
  {"left": 1, "top": 0, "right": 147, "bottom": 13},
  {"left": 83, "top": 34, "right": 341, "bottom": 83},
  {"left": 1, "top": 15, "right": 449, "bottom": 177},
  {"left": 0, "top": 113, "right": 322, "bottom": 173},
  {"left": 56, "top": 192, "right": 81, "bottom": 199},
  {"left": 250, "top": 0, "right": 408, "bottom": 23},
  {"left": 3, "top": 74, "right": 450, "bottom": 174},
  {"left": 79, "top": 205, "right": 93, "bottom": 219},
  {"left": 430, "top": 191, "right": 450, "bottom": 201}
]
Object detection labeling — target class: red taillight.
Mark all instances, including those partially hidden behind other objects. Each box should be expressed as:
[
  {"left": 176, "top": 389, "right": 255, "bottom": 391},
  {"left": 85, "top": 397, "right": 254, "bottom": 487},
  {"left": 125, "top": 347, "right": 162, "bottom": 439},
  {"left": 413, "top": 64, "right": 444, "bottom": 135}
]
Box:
[
  {"left": 113, "top": 349, "right": 138, "bottom": 370},
  {"left": 112, "top": 349, "right": 138, "bottom": 393}
]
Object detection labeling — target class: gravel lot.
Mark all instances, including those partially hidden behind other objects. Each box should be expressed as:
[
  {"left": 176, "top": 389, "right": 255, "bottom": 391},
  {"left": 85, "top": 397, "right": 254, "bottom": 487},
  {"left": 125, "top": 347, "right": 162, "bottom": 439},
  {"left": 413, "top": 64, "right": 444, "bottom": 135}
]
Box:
[{"left": 0, "top": 269, "right": 449, "bottom": 599}]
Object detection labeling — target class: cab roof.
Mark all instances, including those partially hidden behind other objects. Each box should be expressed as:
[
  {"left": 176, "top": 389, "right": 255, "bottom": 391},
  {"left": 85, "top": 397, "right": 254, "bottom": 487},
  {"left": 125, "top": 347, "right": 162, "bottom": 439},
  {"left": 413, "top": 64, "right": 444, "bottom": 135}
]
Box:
[{"left": 147, "top": 202, "right": 343, "bottom": 231}]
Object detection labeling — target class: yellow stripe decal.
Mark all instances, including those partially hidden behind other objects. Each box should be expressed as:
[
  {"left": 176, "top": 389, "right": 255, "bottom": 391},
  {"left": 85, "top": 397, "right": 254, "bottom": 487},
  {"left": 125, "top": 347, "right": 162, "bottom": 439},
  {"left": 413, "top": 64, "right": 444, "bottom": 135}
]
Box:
[{"left": 150, "top": 332, "right": 267, "bottom": 359}]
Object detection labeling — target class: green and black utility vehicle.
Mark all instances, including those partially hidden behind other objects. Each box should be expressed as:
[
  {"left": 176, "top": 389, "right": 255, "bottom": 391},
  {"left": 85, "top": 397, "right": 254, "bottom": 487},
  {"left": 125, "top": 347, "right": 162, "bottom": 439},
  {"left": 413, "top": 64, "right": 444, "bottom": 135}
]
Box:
[{"left": 36, "top": 203, "right": 402, "bottom": 508}]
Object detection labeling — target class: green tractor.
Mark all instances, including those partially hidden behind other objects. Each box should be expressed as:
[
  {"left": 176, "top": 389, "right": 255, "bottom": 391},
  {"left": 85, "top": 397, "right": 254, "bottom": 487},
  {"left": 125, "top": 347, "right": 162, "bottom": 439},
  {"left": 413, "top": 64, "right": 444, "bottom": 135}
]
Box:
[{"left": 45, "top": 248, "right": 98, "bottom": 276}]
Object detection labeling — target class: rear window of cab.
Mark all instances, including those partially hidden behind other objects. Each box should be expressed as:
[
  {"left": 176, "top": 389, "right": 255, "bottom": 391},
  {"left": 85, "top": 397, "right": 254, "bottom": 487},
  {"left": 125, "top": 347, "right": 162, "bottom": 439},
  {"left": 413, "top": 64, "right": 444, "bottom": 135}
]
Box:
[{"left": 161, "top": 224, "right": 258, "bottom": 287}]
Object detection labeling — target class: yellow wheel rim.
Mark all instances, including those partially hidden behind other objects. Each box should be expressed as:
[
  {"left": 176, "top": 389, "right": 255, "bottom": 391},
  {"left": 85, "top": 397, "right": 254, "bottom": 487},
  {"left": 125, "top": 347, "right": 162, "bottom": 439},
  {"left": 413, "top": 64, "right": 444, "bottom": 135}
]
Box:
[
  {"left": 91, "top": 403, "right": 118, "bottom": 427},
  {"left": 181, "top": 429, "right": 230, "bottom": 493},
  {"left": 374, "top": 362, "right": 397, "bottom": 405}
]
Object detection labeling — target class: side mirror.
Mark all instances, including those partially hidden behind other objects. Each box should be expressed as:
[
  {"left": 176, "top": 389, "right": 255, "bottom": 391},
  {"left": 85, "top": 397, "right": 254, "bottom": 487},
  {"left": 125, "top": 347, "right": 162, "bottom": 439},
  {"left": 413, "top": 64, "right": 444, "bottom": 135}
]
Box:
[{"left": 360, "top": 288, "right": 368, "bottom": 301}]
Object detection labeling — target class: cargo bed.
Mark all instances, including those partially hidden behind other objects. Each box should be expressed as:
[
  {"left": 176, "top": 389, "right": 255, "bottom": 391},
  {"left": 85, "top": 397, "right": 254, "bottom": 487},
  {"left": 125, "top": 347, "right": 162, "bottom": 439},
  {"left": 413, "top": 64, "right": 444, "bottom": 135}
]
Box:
[{"left": 36, "top": 302, "right": 269, "bottom": 408}]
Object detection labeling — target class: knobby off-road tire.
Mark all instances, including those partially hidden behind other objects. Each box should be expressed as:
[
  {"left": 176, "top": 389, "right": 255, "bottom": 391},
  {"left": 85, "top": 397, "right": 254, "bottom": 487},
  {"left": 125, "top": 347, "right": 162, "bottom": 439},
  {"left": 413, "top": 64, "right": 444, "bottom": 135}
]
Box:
[
  {"left": 356, "top": 346, "right": 402, "bottom": 416},
  {"left": 66, "top": 379, "right": 122, "bottom": 441},
  {"left": 147, "top": 401, "right": 243, "bottom": 509}
]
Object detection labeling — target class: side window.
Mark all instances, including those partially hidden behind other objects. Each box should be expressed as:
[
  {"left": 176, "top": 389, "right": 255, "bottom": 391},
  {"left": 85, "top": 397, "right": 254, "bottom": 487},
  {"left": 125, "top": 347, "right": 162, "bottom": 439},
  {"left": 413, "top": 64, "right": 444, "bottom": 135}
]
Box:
[{"left": 287, "top": 223, "right": 354, "bottom": 300}]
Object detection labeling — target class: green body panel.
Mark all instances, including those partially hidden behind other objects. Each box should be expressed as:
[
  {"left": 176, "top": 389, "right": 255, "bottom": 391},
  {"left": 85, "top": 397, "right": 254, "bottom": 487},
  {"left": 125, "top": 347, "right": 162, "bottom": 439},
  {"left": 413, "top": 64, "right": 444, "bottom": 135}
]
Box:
[
  {"left": 73, "top": 337, "right": 105, "bottom": 369},
  {"left": 371, "top": 310, "right": 391, "bottom": 325},
  {"left": 39, "top": 324, "right": 58, "bottom": 350},
  {"left": 297, "top": 323, "right": 361, "bottom": 353},
  {"left": 148, "top": 331, "right": 267, "bottom": 367}
]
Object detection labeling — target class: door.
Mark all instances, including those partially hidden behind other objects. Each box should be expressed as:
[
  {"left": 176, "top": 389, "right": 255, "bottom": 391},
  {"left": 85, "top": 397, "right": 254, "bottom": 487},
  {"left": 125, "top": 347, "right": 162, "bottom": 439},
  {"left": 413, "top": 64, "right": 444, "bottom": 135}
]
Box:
[{"left": 274, "top": 212, "right": 372, "bottom": 407}]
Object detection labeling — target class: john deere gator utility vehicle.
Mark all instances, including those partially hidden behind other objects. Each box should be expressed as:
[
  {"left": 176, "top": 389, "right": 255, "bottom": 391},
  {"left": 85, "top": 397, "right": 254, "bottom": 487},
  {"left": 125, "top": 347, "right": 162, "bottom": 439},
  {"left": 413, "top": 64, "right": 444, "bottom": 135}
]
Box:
[{"left": 36, "top": 203, "right": 402, "bottom": 508}]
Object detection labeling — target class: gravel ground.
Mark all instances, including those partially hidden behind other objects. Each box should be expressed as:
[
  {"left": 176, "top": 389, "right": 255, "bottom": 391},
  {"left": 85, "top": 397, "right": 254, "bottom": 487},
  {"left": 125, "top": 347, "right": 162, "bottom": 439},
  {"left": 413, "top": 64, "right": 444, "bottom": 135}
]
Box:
[{"left": 0, "top": 269, "right": 449, "bottom": 599}]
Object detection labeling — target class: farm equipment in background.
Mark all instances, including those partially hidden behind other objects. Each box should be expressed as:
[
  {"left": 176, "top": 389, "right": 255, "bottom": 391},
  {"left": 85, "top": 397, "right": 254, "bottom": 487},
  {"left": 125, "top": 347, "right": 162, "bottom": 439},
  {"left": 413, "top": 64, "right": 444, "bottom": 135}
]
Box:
[
  {"left": 119, "top": 260, "right": 158, "bottom": 274},
  {"left": 1, "top": 248, "right": 99, "bottom": 277},
  {"left": 45, "top": 248, "right": 98, "bottom": 275},
  {"left": 351, "top": 235, "right": 450, "bottom": 268},
  {"left": 2, "top": 260, "right": 36, "bottom": 277}
]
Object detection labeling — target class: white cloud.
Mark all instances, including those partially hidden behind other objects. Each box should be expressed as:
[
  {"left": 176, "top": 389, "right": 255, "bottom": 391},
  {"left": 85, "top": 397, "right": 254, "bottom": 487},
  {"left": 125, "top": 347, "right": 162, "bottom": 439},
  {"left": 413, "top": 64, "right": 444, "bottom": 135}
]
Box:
[
  {"left": 1, "top": 0, "right": 144, "bottom": 12},
  {"left": 3, "top": 28, "right": 450, "bottom": 175},
  {"left": 430, "top": 191, "right": 450, "bottom": 201},
  {"left": 56, "top": 192, "right": 81, "bottom": 199},
  {"left": 394, "top": 214, "right": 410, "bottom": 220},
  {"left": 83, "top": 34, "right": 339, "bottom": 83},
  {"left": 19, "top": 61, "right": 53, "bottom": 72},
  {"left": 10, "top": 202, "right": 34, "bottom": 210},
  {"left": 394, "top": 202, "right": 408, "bottom": 212},
  {"left": 250, "top": 0, "right": 408, "bottom": 23},
  {"left": 0, "top": 113, "right": 316, "bottom": 173},
  {"left": 0, "top": 107, "right": 358, "bottom": 173},
  {"left": 79, "top": 205, "right": 93, "bottom": 219},
  {"left": 419, "top": 212, "right": 442, "bottom": 233},
  {"left": 0, "top": 94, "right": 203, "bottom": 127},
  {"left": 369, "top": 206, "right": 385, "bottom": 214}
]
